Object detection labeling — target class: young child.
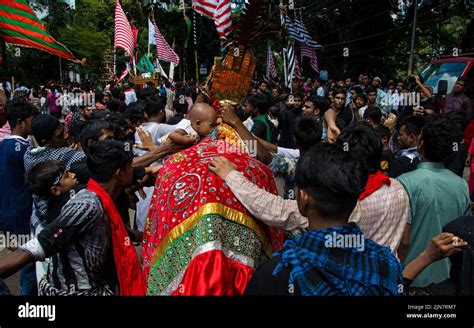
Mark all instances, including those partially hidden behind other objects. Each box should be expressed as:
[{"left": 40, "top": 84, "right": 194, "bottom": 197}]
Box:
[
  {"left": 26, "top": 160, "right": 80, "bottom": 224},
  {"left": 167, "top": 102, "right": 218, "bottom": 147}
]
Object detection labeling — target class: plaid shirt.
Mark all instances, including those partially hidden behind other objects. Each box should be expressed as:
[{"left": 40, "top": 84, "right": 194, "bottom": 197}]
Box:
[
  {"left": 273, "top": 222, "right": 404, "bottom": 296},
  {"left": 24, "top": 146, "right": 85, "bottom": 230}
]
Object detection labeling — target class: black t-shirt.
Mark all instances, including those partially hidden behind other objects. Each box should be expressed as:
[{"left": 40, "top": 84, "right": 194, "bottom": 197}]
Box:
[
  {"left": 277, "top": 108, "right": 301, "bottom": 149},
  {"left": 244, "top": 255, "right": 295, "bottom": 296},
  {"left": 167, "top": 114, "right": 184, "bottom": 125},
  {"left": 388, "top": 155, "right": 420, "bottom": 178},
  {"left": 444, "top": 144, "right": 468, "bottom": 177},
  {"left": 381, "top": 150, "right": 395, "bottom": 173},
  {"left": 336, "top": 106, "right": 355, "bottom": 130}
]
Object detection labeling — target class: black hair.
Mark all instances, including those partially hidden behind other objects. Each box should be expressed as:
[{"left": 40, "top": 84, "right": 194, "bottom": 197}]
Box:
[
  {"left": 306, "top": 95, "right": 330, "bottom": 116},
  {"left": 138, "top": 87, "right": 156, "bottom": 100},
  {"left": 374, "top": 124, "right": 391, "bottom": 140},
  {"left": 336, "top": 123, "right": 383, "bottom": 174},
  {"left": 293, "top": 117, "right": 322, "bottom": 154},
  {"left": 95, "top": 91, "right": 104, "bottom": 103},
  {"left": 111, "top": 88, "right": 121, "bottom": 99},
  {"left": 106, "top": 99, "right": 127, "bottom": 113},
  {"left": 26, "top": 160, "right": 65, "bottom": 198},
  {"left": 86, "top": 139, "right": 133, "bottom": 183},
  {"left": 269, "top": 105, "right": 279, "bottom": 117},
  {"left": 173, "top": 99, "right": 188, "bottom": 115},
  {"left": 4, "top": 97, "right": 37, "bottom": 128},
  {"left": 445, "top": 109, "right": 470, "bottom": 132},
  {"left": 422, "top": 115, "right": 463, "bottom": 162},
  {"left": 245, "top": 94, "right": 268, "bottom": 115},
  {"left": 295, "top": 143, "right": 368, "bottom": 218},
  {"left": 282, "top": 87, "right": 291, "bottom": 95},
  {"left": 355, "top": 93, "right": 368, "bottom": 102},
  {"left": 105, "top": 112, "right": 128, "bottom": 140},
  {"left": 71, "top": 120, "right": 88, "bottom": 144},
  {"left": 364, "top": 107, "right": 383, "bottom": 125},
  {"left": 146, "top": 96, "right": 167, "bottom": 118},
  {"left": 292, "top": 91, "right": 304, "bottom": 99},
  {"left": 400, "top": 115, "right": 425, "bottom": 136},
  {"left": 333, "top": 88, "right": 346, "bottom": 97},
  {"left": 350, "top": 86, "right": 363, "bottom": 94},
  {"left": 79, "top": 119, "right": 114, "bottom": 152},
  {"left": 126, "top": 101, "right": 147, "bottom": 125}
]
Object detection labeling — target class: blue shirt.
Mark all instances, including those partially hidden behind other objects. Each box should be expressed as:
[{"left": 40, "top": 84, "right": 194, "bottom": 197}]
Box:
[
  {"left": 0, "top": 136, "right": 32, "bottom": 234},
  {"left": 273, "top": 223, "right": 403, "bottom": 295}
]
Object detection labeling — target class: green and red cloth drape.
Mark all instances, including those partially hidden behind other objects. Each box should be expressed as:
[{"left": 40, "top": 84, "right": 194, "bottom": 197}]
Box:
[{"left": 142, "top": 137, "right": 283, "bottom": 296}]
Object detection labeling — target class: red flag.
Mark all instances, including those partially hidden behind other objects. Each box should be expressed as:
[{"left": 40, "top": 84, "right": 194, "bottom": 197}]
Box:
[
  {"left": 114, "top": 0, "right": 134, "bottom": 57},
  {"left": 193, "top": 0, "right": 232, "bottom": 37},
  {"left": 151, "top": 17, "right": 179, "bottom": 65}
]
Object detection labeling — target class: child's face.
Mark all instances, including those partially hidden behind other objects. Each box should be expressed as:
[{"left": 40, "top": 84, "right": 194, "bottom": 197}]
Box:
[
  {"left": 52, "top": 169, "right": 78, "bottom": 196},
  {"left": 192, "top": 117, "right": 218, "bottom": 137},
  {"left": 355, "top": 97, "right": 366, "bottom": 108}
]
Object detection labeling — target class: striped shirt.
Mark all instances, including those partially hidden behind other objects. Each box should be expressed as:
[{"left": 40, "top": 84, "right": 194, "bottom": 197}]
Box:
[
  {"left": 24, "top": 146, "right": 85, "bottom": 230},
  {"left": 21, "top": 189, "right": 115, "bottom": 294}
]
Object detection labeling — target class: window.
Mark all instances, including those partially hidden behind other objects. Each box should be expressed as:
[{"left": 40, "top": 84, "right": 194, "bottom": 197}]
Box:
[{"left": 420, "top": 62, "right": 467, "bottom": 94}]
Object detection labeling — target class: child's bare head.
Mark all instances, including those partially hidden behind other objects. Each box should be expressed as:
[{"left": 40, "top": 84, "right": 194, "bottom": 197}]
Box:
[{"left": 189, "top": 103, "right": 218, "bottom": 137}]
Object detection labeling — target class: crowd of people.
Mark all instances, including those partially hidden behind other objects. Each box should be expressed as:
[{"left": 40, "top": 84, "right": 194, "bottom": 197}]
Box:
[{"left": 0, "top": 71, "right": 473, "bottom": 296}]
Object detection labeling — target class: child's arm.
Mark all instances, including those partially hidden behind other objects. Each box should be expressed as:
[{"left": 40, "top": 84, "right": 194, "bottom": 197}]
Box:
[{"left": 169, "top": 129, "right": 198, "bottom": 147}]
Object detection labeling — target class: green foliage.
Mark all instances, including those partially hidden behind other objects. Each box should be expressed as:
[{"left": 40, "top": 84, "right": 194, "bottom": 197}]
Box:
[{"left": 1, "top": 0, "right": 472, "bottom": 83}]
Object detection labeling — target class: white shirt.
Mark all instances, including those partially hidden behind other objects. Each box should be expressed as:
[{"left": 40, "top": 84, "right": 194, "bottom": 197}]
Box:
[
  {"left": 124, "top": 89, "right": 137, "bottom": 105},
  {"left": 277, "top": 147, "right": 300, "bottom": 159},
  {"left": 316, "top": 87, "right": 325, "bottom": 97}
]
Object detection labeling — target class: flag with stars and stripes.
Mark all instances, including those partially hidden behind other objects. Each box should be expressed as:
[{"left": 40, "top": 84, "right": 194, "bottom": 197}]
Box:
[
  {"left": 301, "top": 44, "right": 319, "bottom": 73},
  {"left": 281, "top": 14, "right": 322, "bottom": 49},
  {"left": 266, "top": 45, "right": 277, "bottom": 79}
]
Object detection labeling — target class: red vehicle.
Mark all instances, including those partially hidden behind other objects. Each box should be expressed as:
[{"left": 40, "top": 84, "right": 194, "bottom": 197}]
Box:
[
  {"left": 420, "top": 55, "right": 474, "bottom": 97},
  {"left": 420, "top": 56, "right": 474, "bottom": 145}
]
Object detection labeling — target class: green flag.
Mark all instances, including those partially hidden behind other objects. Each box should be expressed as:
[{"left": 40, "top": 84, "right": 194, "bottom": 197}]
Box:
[{"left": 136, "top": 54, "right": 154, "bottom": 74}]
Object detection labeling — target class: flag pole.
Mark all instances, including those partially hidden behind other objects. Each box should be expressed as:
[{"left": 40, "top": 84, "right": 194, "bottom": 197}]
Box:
[
  {"left": 132, "top": 55, "right": 137, "bottom": 75},
  {"left": 147, "top": 13, "right": 151, "bottom": 56},
  {"left": 195, "top": 51, "right": 198, "bottom": 82},
  {"left": 193, "top": 10, "right": 198, "bottom": 81}
]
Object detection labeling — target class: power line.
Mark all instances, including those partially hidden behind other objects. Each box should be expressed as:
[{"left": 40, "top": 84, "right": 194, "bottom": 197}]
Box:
[
  {"left": 318, "top": 46, "right": 388, "bottom": 59},
  {"left": 315, "top": 9, "right": 392, "bottom": 39},
  {"left": 321, "top": 17, "right": 437, "bottom": 48}
]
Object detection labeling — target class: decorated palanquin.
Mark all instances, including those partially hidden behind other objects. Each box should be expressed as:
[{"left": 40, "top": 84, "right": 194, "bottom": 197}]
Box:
[
  {"left": 141, "top": 0, "right": 283, "bottom": 296},
  {"left": 141, "top": 138, "right": 283, "bottom": 295}
]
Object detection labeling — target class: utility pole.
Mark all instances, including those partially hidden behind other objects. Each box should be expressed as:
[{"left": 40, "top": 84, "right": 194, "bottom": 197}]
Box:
[{"left": 408, "top": 0, "right": 419, "bottom": 74}]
